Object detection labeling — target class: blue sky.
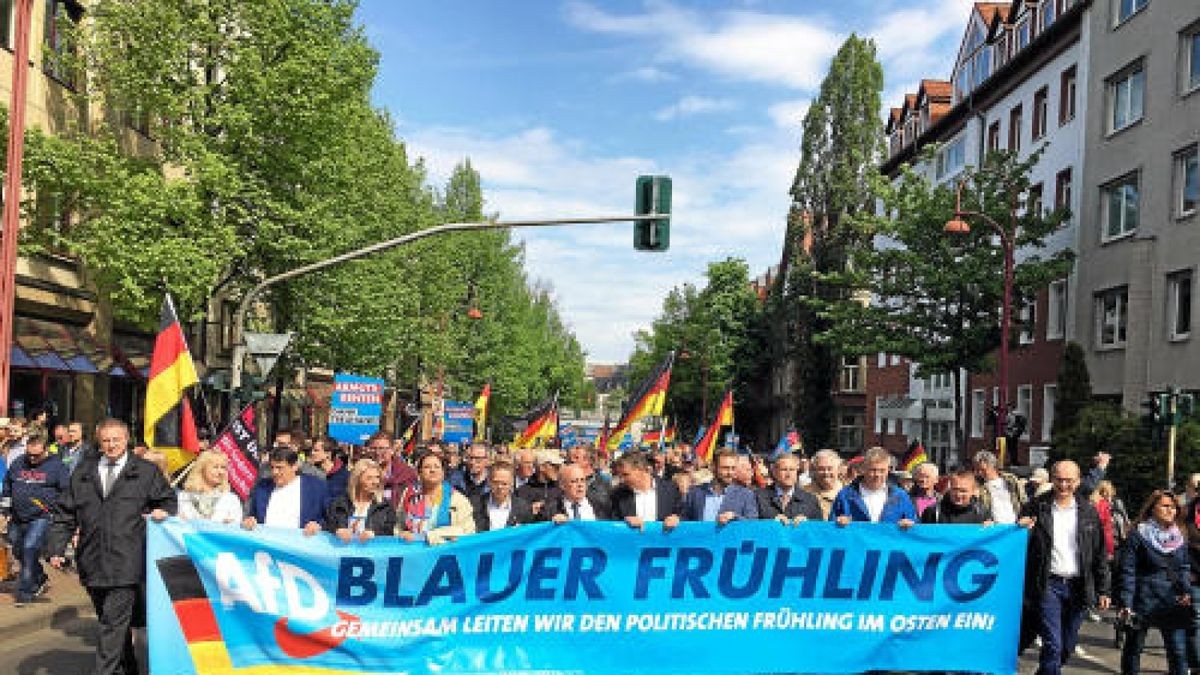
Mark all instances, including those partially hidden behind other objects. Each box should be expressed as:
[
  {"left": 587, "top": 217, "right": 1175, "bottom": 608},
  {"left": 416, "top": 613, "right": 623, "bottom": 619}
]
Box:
[{"left": 354, "top": 0, "right": 977, "bottom": 362}]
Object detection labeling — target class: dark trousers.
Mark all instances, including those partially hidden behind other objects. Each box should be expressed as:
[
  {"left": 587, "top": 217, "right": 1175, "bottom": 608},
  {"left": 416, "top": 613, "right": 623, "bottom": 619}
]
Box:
[
  {"left": 7, "top": 517, "right": 50, "bottom": 601},
  {"left": 1037, "top": 575, "right": 1087, "bottom": 675},
  {"left": 1122, "top": 623, "right": 1188, "bottom": 675},
  {"left": 86, "top": 585, "right": 140, "bottom": 675}
]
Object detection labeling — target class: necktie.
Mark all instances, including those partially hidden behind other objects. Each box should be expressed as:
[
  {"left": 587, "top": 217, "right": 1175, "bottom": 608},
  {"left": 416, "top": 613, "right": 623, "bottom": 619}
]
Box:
[
  {"left": 572, "top": 501, "right": 582, "bottom": 521},
  {"left": 103, "top": 460, "right": 119, "bottom": 497}
]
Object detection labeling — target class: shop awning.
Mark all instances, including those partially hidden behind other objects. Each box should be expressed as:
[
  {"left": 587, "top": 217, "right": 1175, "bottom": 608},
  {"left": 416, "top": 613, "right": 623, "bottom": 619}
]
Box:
[{"left": 11, "top": 316, "right": 145, "bottom": 377}]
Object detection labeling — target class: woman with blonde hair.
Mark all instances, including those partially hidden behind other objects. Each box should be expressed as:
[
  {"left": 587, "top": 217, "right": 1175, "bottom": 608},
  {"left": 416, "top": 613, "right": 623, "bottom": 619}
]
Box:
[
  {"left": 396, "top": 451, "right": 474, "bottom": 545},
  {"left": 324, "top": 459, "right": 396, "bottom": 542},
  {"left": 177, "top": 450, "right": 244, "bottom": 523}
]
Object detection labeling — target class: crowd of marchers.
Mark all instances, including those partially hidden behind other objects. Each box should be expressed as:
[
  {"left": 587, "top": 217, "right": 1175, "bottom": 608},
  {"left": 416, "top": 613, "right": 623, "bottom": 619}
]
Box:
[{"left": 4, "top": 419, "right": 1200, "bottom": 675}]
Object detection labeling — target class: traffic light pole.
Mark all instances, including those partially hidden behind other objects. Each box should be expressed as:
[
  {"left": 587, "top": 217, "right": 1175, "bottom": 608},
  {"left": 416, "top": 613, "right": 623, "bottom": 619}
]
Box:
[
  {"left": 227, "top": 214, "right": 668, "bottom": 420},
  {"left": 1168, "top": 389, "right": 1179, "bottom": 489}
]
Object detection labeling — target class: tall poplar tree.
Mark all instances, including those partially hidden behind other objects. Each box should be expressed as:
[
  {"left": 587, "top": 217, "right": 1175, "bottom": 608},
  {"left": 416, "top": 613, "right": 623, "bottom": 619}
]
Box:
[{"left": 783, "top": 35, "right": 883, "bottom": 450}]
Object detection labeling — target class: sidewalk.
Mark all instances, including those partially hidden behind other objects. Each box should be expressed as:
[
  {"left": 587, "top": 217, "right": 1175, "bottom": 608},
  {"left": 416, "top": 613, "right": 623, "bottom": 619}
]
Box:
[{"left": 0, "top": 567, "right": 95, "bottom": 635}]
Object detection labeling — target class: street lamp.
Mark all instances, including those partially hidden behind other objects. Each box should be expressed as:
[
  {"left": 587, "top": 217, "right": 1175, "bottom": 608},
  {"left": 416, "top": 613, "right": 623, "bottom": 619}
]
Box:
[{"left": 944, "top": 179, "right": 1016, "bottom": 465}]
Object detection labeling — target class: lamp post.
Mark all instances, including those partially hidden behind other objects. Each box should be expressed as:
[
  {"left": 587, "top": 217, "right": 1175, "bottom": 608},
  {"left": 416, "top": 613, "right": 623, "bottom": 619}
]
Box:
[{"left": 944, "top": 179, "right": 1016, "bottom": 465}]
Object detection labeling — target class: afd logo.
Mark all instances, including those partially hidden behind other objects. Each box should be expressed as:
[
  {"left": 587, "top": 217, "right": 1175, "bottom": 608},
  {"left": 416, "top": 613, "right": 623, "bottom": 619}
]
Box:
[{"left": 215, "top": 551, "right": 354, "bottom": 659}]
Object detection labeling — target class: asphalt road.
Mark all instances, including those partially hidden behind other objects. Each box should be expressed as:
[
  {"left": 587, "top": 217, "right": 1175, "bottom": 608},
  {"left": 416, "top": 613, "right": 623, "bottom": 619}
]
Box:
[{"left": 0, "top": 611, "right": 1176, "bottom": 674}]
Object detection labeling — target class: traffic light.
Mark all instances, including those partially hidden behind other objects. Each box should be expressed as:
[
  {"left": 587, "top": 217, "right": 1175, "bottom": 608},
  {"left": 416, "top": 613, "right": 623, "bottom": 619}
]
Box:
[
  {"left": 1177, "top": 392, "right": 1195, "bottom": 423},
  {"left": 1142, "top": 394, "right": 1164, "bottom": 426},
  {"left": 634, "top": 175, "right": 671, "bottom": 252}
]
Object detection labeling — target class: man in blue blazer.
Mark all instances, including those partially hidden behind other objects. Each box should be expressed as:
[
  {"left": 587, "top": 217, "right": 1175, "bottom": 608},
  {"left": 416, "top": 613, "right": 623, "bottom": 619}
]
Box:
[
  {"left": 243, "top": 447, "right": 328, "bottom": 535},
  {"left": 682, "top": 449, "right": 758, "bottom": 523},
  {"left": 830, "top": 447, "right": 916, "bottom": 527}
]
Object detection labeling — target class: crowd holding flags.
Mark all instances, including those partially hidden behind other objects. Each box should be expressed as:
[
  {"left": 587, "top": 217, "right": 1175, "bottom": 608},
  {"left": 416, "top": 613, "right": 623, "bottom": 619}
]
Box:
[
  {"left": 144, "top": 295, "right": 201, "bottom": 474},
  {"left": 694, "top": 389, "right": 735, "bottom": 464},
  {"left": 606, "top": 352, "right": 673, "bottom": 450},
  {"left": 513, "top": 392, "right": 559, "bottom": 448},
  {"left": 901, "top": 440, "right": 928, "bottom": 472}
]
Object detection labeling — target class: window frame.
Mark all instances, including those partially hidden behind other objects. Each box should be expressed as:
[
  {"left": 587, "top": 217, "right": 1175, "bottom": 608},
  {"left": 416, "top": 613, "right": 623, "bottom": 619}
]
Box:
[
  {"left": 1016, "top": 385, "right": 1033, "bottom": 440},
  {"left": 1028, "top": 182, "right": 1045, "bottom": 219},
  {"left": 987, "top": 120, "right": 1001, "bottom": 154},
  {"left": 1101, "top": 171, "right": 1140, "bottom": 242},
  {"left": 1168, "top": 270, "right": 1193, "bottom": 342},
  {"left": 1042, "top": 384, "right": 1057, "bottom": 441},
  {"left": 1108, "top": 61, "right": 1146, "bottom": 135},
  {"left": 1114, "top": 0, "right": 1148, "bottom": 27},
  {"left": 1184, "top": 26, "right": 1200, "bottom": 95},
  {"left": 1032, "top": 86, "right": 1049, "bottom": 140},
  {"left": 1175, "top": 144, "right": 1198, "bottom": 219},
  {"left": 1019, "top": 297, "right": 1036, "bottom": 345},
  {"left": 971, "top": 389, "right": 986, "bottom": 439},
  {"left": 1047, "top": 279, "right": 1068, "bottom": 340},
  {"left": 1009, "top": 104, "right": 1023, "bottom": 152},
  {"left": 1095, "top": 286, "right": 1129, "bottom": 349},
  {"left": 1059, "top": 65, "right": 1077, "bottom": 125}
]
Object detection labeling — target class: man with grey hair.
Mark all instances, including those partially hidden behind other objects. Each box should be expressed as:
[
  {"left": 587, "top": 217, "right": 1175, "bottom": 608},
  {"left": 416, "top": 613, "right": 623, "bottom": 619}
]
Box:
[
  {"left": 973, "top": 449, "right": 1025, "bottom": 525},
  {"left": 831, "top": 447, "right": 916, "bottom": 527},
  {"left": 804, "top": 449, "right": 844, "bottom": 520}
]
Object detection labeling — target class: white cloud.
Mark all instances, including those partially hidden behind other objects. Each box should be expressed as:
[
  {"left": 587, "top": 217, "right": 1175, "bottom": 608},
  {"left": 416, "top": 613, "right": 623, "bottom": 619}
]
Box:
[
  {"left": 565, "top": 1, "right": 841, "bottom": 90},
  {"left": 405, "top": 122, "right": 795, "bottom": 361},
  {"left": 614, "top": 66, "right": 677, "bottom": 83},
  {"left": 870, "top": 0, "right": 976, "bottom": 84},
  {"left": 654, "top": 95, "right": 737, "bottom": 121},
  {"left": 767, "top": 99, "right": 811, "bottom": 129}
]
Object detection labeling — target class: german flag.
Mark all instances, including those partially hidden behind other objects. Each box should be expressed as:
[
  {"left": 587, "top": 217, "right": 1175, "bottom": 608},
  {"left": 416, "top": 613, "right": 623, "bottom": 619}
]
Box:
[
  {"left": 901, "top": 440, "right": 928, "bottom": 473},
  {"left": 145, "top": 295, "right": 200, "bottom": 474},
  {"left": 513, "top": 394, "right": 558, "bottom": 449},
  {"left": 474, "top": 383, "right": 491, "bottom": 441},
  {"left": 606, "top": 353, "right": 673, "bottom": 450},
  {"left": 695, "top": 390, "right": 735, "bottom": 464}
]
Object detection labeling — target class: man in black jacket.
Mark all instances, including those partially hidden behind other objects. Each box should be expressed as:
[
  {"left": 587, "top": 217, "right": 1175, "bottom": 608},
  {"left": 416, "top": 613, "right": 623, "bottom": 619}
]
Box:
[
  {"left": 609, "top": 452, "right": 681, "bottom": 530},
  {"left": 48, "top": 418, "right": 176, "bottom": 675},
  {"left": 756, "top": 454, "right": 822, "bottom": 523},
  {"left": 920, "top": 469, "right": 993, "bottom": 524},
  {"left": 471, "top": 463, "right": 536, "bottom": 531},
  {"left": 1018, "top": 460, "right": 1111, "bottom": 675},
  {"left": 548, "top": 463, "right": 612, "bottom": 522}
]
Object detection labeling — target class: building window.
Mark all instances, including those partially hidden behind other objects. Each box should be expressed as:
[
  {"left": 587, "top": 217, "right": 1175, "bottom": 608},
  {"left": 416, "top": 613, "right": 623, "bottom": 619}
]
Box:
[
  {"left": 0, "top": 0, "right": 12, "bottom": 49},
  {"left": 1103, "top": 173, "right": 1140, "bottom": 240},
  {"left": 971, "top": 389, "right": 986, "bottom": 438},
  {"left": 840, "top": 356, "right": 862, "bottom": 392},
  {"left": 1019, "top": 298, "right": 1036, "bottom": 345},
  {"left": 1047, "top": 279, "right": 1068, "bottom": 340},
  {"left": 1028, "top": 183, "right": 1044, "bottom": 218},
  {"left": 43, "top": 0, "right": 84, "bottom": 88},
  {"left": 1016, "top": 18, "right": 1030, "bottom": 51},
  {"left": 837, "top": 412, "right": 865, "bottom": 454},
  {"left": 1040, "top": 0, "right": 1056, "bottom": 31},
  {"left": 1185, "top": 28, "right": 1200, "bottom": 94},
  {"left": 1055, "top": 167, "right": 1073, "bottom": 220},
  {"left": 936, "top": 136, "right": 966, "bottom": 179},
  {"left": 930, "top": 372, "right": 952, "bottom": 390},
  {"left": 874, "top": 397, "right": 883, "bottom": 434},
  {"left": 1009, "top": 105, "right": 1023, "bottom": 152},
  {"left": 1168, "top": 270, "right": 1193, "bottom": 341},
  {"left": 1177, "top": 145, "right": 1198, "bottom": 218},
  {"left": 1109, "top": 63, "right": 1145, "bottom": 133},
  {"left": 987, "top": 121, "right": 1001, "bottom": 154},
  {"left": 1115, "top": 0, "right": 1148, "bottom": 26},
  {"left": 1016, "top": 386, "right": 1033, "bottom": 440},
  {"left": 1096, "top": 286, "right": 1129, "bottom": 348},
  {"left": 1060, "top": 65, "right": 1077, "bottom": 124},
  {"left": 890, "top": 353, "right": 901, "bottom": 366},
  {"left": 1032, "top": 87, "right": 1049, "bottom": 140},
  {"left": 1042, "top": 384, "right": 1057, "bottom": 441}
]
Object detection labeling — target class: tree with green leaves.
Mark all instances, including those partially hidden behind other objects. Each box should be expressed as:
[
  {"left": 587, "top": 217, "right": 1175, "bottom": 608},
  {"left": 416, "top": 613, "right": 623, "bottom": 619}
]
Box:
[
  {"left": 782, "top": 34, "right": 884, "bottom": 451},
  {"left": 818, "top": 148, "right": 1073, "bottom": 457},
  {"left": 1051, "top": 342, "right": 1092, "bottom": 441}
]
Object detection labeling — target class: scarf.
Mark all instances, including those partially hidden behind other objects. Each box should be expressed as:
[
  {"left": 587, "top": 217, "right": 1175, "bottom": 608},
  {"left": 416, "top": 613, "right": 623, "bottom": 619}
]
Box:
[
  {"left": 401, "top": 481, "right": 453, "bottom": 534},
  {"left": 1138, "top": 520, "right": 1185, "bottom": 555}
]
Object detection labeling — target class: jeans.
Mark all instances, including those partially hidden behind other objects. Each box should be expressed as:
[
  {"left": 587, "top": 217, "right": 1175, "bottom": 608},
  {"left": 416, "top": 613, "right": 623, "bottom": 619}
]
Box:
[
  {"left": 1122, "top": 623, "right": 1189, "bottom": 675},
  {"left": 1187, "top": 585, "right": 1200, "bottom": 669},
  {"left": 7, "top": 516, "right": 50, "bottom": 602},
  {"left": 1037, "top": 576, "right": 1087, "bottom": 675}
]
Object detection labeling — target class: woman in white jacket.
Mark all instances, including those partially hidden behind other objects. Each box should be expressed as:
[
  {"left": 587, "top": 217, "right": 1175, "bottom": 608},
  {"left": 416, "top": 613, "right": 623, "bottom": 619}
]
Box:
[{"left": 176, "top": 450, "right": 244, "bottom": 524}]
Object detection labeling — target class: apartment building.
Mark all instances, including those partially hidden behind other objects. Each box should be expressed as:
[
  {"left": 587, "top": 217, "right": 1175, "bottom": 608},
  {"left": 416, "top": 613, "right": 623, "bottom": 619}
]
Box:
[
  {"left": 1074, "top": 0, "right": 1200, "bottom": 408},
  {"left": 873, "top": 0, "right": 1089, "bottom": 467}
]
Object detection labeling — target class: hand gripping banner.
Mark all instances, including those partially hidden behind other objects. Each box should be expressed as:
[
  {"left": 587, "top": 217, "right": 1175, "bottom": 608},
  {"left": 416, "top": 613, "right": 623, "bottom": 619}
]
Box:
[{"left": 147, "top": 519, "right": 1027, "bottom": 674}]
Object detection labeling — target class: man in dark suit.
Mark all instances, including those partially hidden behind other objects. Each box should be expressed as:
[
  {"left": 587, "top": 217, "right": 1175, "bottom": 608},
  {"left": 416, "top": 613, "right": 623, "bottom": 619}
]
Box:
[
  {"left": 471, "top": 462, "right": 536, "bottom": 531},
  {"left": 756, "top": 453, "right": 822, "bottom": 523},
  {"left": 610, "top": 452, "right": 682, "bottom": 530},
  {"left": 682, "top": 449, "right": 758, "bottom": 523},
  {"left": 548, "top": 463, "right": 612, "bottom": 522},
  {"left": 48, "top": 418, "right": 176, "bottom": 675},
  {"left": 242, "top": 447, "right": 328, "bottom": 535}
]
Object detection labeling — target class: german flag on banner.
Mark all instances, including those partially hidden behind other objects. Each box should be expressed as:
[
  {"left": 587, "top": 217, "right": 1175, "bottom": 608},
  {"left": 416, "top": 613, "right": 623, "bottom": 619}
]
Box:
[
  {"left": 607, "top": 352, "right": 673, "bottom": 450},
  {"left": 513, "top": 394, "right": 558, "bottom": 449},
  {"left": 695, "top": 390, "right": 735, "bottom": 465},
  {"left": 145, "top": 295, "right": 200, "bottom": 474},
  {"left": 474, "top": 383, "right": 491, "bottom": 441}
]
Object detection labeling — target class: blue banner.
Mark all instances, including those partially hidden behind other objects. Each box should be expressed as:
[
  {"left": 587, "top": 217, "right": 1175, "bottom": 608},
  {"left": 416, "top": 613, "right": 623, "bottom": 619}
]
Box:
[
  {"left": 148, "top": 519, "right": 1026, "bottom": 674},
  {"left": 328, "top": 373, "right": 385, "bottom": 445},
  {"left": 441, "top": 400, "right": 474, "bottom": 445}
]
